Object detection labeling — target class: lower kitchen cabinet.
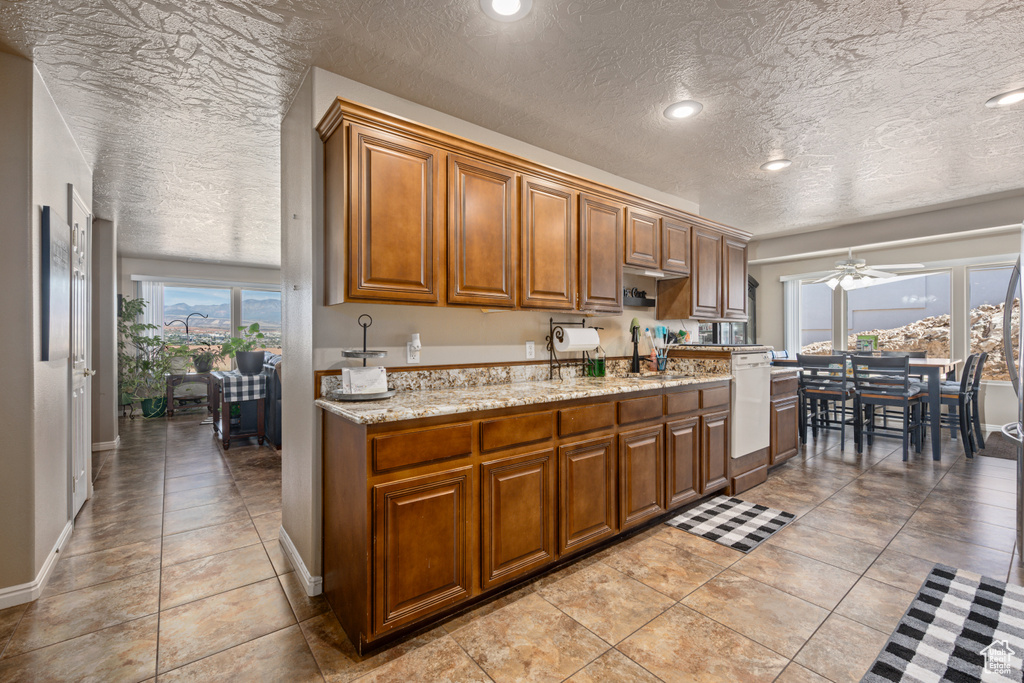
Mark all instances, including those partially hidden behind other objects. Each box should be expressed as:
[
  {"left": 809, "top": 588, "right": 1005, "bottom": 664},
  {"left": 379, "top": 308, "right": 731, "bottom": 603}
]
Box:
[
  {"left": 700, "top": 410, "right": 730, "bottom": 494},
  {"left": 480, "top": 449, "right": 556, "bottom": 589},
  {"left": 618, "top": 426, "right": 665, "bottom": 530},
  {"left": 666, "top": 416, "right": 701, "bottom": 508},
  {"left": 372, "top": 467, "right": 472, "bottom": 635},
  {"left": 770, "top": 375, "right": 800, "bottom": 466},
  {"left": 559, "top": 437, "right": 618, "bottom": 555}
]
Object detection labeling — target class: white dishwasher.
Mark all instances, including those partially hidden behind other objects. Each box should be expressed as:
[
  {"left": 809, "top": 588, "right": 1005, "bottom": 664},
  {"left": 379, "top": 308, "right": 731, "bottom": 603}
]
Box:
[{"left": 731, "top": 351, "right": 773, "bottom": 459}]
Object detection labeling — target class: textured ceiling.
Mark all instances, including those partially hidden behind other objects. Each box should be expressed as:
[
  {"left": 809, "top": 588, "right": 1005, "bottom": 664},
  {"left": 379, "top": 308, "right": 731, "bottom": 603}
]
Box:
[{"left": 1, "top": 0, "right": 1023, "bottom": 267}]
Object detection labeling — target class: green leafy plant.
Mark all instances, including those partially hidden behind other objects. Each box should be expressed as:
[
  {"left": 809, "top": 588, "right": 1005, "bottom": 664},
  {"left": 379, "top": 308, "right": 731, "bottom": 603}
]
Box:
[
  {"left": 219, "top": 323, "right": 266, "bottom": 358},
  {"left": 191, "top": 344, "right": 218, "bottom": 372},
  {"left": 117, "top": 297, "right": 187, "bottom": 400}
]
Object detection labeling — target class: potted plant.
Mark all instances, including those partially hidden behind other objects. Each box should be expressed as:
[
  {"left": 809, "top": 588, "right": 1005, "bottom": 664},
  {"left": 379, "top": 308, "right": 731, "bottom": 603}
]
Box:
[
  {"left": 117, "top": 296, "right": 186, "bottom": 418},
  {"left": 220, "top": 322, "right": 266, "bottom": 375},
  {"left": 191, "top": 344, "right": 218, "bottom": 373}
]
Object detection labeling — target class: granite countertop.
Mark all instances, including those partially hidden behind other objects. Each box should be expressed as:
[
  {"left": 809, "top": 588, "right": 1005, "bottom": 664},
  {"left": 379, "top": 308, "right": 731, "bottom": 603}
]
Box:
[
  {"left": 771, "top": 367, "right": 799, "bottom": 376},
  {"left": 316, "top": 373, "right": 733, "bottom": 425},
  {"left": 669, "top": 344, "right": 775, "bottom": 353}
]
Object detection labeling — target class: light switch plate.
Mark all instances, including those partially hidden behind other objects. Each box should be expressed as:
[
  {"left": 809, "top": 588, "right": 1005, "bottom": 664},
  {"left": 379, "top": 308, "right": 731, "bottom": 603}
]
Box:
[
  {"left": 526, "top": 341, "right": 535, "bottom": 359},
  {"left": 407, "top": 342, "right": 420, "bottom": 364}
]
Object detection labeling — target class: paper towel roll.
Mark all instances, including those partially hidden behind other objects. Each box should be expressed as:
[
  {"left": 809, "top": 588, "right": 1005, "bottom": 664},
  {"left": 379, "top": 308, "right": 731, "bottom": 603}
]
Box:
[{"left": 553, "top": 327, "right": 601, "bottom": 353}]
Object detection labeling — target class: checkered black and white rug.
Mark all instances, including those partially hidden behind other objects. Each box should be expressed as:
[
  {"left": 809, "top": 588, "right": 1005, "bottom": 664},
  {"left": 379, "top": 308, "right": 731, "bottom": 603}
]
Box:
[
  {"left": 664, "top": 496, "right": 795, "bottom": 553},
  {"left": 863, "top": 564, "right": 1024, "bottom": 682}
]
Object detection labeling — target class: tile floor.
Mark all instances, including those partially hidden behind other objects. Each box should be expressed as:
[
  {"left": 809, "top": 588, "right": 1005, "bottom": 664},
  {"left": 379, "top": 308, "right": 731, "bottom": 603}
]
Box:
[{"left": 0, "top": 413, "right": 1019, "bottom": 682}]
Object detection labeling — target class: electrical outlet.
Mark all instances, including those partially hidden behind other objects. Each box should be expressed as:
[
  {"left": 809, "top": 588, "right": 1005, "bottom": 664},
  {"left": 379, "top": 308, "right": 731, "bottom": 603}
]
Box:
[
  {"left": 407, "top": 342, "right": 421, "bottom": 364},
  {"left": 526, "top": 341, "right": 535, "bottom": 359}
]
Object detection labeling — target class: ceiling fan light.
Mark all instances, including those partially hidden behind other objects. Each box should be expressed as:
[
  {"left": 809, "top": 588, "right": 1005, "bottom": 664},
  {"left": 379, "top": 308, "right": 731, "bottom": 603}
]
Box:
[
  {"left": 839, "top": 274, "right": 855, "bottom": 290},
  {"left": 826, "top": 277, "right": 840, "bottom": 290}
]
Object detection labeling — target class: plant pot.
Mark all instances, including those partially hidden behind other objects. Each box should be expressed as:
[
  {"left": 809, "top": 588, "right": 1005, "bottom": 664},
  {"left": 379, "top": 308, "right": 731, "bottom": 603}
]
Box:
[
  {"left": 141, "top": 397, "right": 167, "bottom": 418},
  {"left": 235, "top": 351, "right": 265, "bottom": 375},
  {"left": 193, "top": 356, "right": 214, "bottom": 373}
]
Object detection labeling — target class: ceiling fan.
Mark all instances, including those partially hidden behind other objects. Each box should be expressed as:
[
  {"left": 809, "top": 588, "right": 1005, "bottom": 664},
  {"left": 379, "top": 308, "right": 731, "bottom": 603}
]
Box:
[{"left": 810, "top": 249, "right": 925, "bottom": 290}]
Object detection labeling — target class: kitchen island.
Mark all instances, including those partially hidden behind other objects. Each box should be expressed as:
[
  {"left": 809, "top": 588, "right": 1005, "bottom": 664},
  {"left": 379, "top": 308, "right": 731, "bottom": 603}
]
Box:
[{"left": 317, "top": 372, "right": 735, "bottom": 652}]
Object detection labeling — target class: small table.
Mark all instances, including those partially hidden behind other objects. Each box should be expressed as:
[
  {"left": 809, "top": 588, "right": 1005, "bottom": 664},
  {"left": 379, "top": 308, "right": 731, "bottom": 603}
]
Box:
[
  {"left": 210, "top": 371, "right": 266, "bottom": 449},
  {"left": 165, "top": 372, "right": 213, "bottom": 417}
]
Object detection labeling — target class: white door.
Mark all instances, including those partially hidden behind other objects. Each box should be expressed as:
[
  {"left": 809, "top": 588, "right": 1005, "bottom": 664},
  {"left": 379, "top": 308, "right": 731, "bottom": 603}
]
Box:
[{"left": 69, "top": 185, "right": 92, "bottom": 518}]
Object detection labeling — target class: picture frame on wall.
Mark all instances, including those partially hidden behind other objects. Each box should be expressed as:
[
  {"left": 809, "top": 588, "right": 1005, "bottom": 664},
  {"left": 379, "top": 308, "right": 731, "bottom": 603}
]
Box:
[{"left": 41, "top": 205, "right": 71, "bottom": 361}]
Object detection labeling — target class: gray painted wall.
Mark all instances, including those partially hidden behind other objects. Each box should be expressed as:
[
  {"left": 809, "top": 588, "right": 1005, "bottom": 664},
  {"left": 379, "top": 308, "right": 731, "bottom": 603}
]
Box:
[{"left": 91, "top": 218, "right": 118, "bottom": 448}]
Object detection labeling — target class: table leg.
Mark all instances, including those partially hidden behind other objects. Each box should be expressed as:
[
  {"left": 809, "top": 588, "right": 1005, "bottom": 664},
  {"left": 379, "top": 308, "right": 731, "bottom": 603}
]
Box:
[
  {"left": 927, "top": 367, "right": 941, "bottom": 461},
  {"left": 221, "top": 398, "right": 231, "bottom": 450},
  {"left": 257, "top": 398, "right": 265, "bottom": 446},
  {"left": 211, "top": 383, "right": 221, "bottom": 432}
]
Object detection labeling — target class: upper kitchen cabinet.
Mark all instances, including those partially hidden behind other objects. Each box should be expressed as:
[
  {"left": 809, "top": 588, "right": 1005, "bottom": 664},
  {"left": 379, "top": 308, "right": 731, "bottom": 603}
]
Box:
[
  {"left": 660, "top": 217, "right": 691, "bottom": 275},
  {"left": 690, "top": 227, "right": 724, "bottom": 318},
  {"left": 346, "top": 123, "right": 446, "bottom": 305},
  {"left": 624, "top": 206, "right": 660, "bottom": 269},
  {"left": 722, "top": 236, "right": 748, "bottom": 320},
  {"left": 447, "top": 154, "right": 517, "bottom": 308},
  {"left": 579, "top": 194, "right": 624, "bottom": 313},
  {"left": 520, "top": 176, "right": 577, "bottom": 310}
]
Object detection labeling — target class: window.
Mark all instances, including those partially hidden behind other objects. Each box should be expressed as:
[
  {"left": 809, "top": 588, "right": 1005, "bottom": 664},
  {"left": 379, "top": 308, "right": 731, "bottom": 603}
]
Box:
[
  {"left": 799, "top": 281, "right": 833, "bottom": 353},
  {"left": 968, "top": 265, "right": 1018, "bottom": 381},
  {"left": 162, "top": 285, "right": 233, "bottom": 370},
  {"left": 846, "top": 271, "right": 952, "bottom": 357},
  {"left": 241, "top": 289, "right": 282, "bottom": 356}
]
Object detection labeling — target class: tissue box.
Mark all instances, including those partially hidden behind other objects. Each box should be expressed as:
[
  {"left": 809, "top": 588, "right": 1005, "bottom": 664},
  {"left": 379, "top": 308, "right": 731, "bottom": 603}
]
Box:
[{"left": 342, "top": 366, "right": 388, "bottom": 394}]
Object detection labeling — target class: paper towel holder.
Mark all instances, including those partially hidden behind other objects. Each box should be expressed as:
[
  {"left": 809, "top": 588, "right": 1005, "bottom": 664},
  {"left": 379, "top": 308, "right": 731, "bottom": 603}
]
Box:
[{"left": 546, "top": 318, "right": 602, "bottom": 381}]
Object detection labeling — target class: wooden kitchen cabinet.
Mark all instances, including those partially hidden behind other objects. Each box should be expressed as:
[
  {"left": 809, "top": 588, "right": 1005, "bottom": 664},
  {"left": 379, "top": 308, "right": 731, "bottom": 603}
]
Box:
[
  {"left": 347, "top": 123, "right": 445, "bottom": 304},
  {"left": 520, "top": 176, "right": 577, "bottom": 310},
  {"left": 700, "top": 410, "right": 730, "bottom": 494},
  {"left": 690, "top": 227, "right": 724, "bottom": 319},
  {"left": 666, "top": 416, "right": 700, "bottom": 508},
  {"left": 481, "top": 449, "right": 556, "bottom": 589},
  {"left": 624, "top": 206, "right": 660, "bottom": 269},
  {"left": 770, "top": 373, "right": 799, "bottom": 466},
  {"left": 447, "top": 154, "right": 517, "bottom": 307},
  {"left": 618, "top": 426, "right": 665, "bottom": 530},
  {"left": 372, "top": 466, "right": 472, "bottom": 635},
  {"left": 578, "top": 193, "right": 624, "bottom": 313},
  {"left": 722, "top": 236, "right": 749, "bottom": 320},
  {"left": 661, "top": 218, "right": 691, "bottom": 275},
  {"left": 558, "top": 436, "right": 617, "bottom": 555}
]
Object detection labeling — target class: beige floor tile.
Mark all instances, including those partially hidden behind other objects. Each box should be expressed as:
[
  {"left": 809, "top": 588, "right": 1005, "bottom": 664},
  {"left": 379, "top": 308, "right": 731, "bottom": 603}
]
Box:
[
  {"left": 6, "top": 570, "right": 159, "bottom": 655},
  {"left": 619, "top": 604, "right": 789, "bottom": 682},
  {"left": 160, "top": 543, "right": 276, "bottom": 609},
  {"left": 538, "top": 563, "right": 674, "bottom": 645},
  {"left": 163, "top": 483, "right": 243, "bottom": 512},
  {"left": 265, "top": 539, "right": 294, "bottom": 575},
  {"left": 863, "top": 548, "right": 937, "bottom": 593},
  {"left": 162, "top": 519, "right": 262, "bottom": 567},
  {"left": 917, "top": 495, "right": 1016, "bottom": 529},
  {"left": 441, "top": 584, "right": 535, "bottom": 634},
  {"left": 162, "top": 498, "right": 250, "bottom": 536},
  {"left": 602, "top": 536, "right": 723, "bottom": 600},
  {"left": 159, "top": 624, "right": 321, "bottom": 682},
  {"left": 653, "top": 526, "right": 745, "bottom": 566},
  {"left": 887, "top": 527, "right": 1013, "bottom": 577},
  {"left": 796, "top": 503, "right": 905, "bottom": 547},
  {"left": 821, "top": 489, "right": 919, "bottom": 522},
  {"left": 732, "top": 544, "right": 860, "bottom": 610},
  {"left": 449, "top": 592, "right": 609, "bottom": 683},
  {"left": 904, "top": 508, "right": 1017, "bottom": 553},
  {"left": 0, "top": 603, "right": 28, "bottom": 656},
  {"left": 765, "top": 520, "right": 884, "bottom": 573},
  {"left": 356, "top": 635, "right": 489, "bottom": 683},
  {"left": 682, "top": 570, "right": 828, "bottom": 657},
  {"left": 73, "top": 494, "right": 165, "bottom": 529},
  {"left": 157, "top": 577, "right": 295, "bottom": 673},
  {"left": 794, "top": 613, "right": 889, "bottom": 683},
  {"left": 835, "top": 576, "right": 916, "bottom": 633},
  {"left": 566, "top": 649, "right": 659, "bottom": 682},
  {"left": 252, "top": 510, "right": 282, "bottom": 542},
  {"left": 279, "top": 571, "right": 331, "bottom": 622},
  {"left": 164, "top": 471, "right": 236, "bottom": 493},
  {"left": 0, "top": 614, "right": 157, "bottom": 682},
  {"left": 43, "top": 538, "right": 161, "bottom": 597},
  {"left": 775, "top": 662, "right": 831, "bottom": 682},
  {"left": 64, "top": 513, "right": 164, "bottom": 557}
]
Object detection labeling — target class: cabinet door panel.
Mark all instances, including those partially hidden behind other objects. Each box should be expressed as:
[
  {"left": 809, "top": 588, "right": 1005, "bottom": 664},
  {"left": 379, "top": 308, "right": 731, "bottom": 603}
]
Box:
[
  {"left": 481, "top": 450, "right": 555, "bottom": 589},
  {"left": 625, "top": 207, "right": 660, "bottom": 269},
  {"left": 666, "top": 417, "right": 700, "bottom": 508},
  {"left": 691, "top": 227, "right": 723, "bottom": 319},
  {"left": 579, "top": 194, "right": 624, "bottom": 313},
  {"left": 520, "top": 176, "right": 576, "bottom": 310},
  {"left": 661, "top": 218, "right": 690, "bottom": 274},
  {"left": 723, "top": 237, "right": 748, "bottom": 320},
  {"left": 558, "top": 437, "right": 617, "bottom": 555},
  {"left": 770, "top": 397, "right": 799, "bottom": 466},
  {"left": 448, "top": 155, "right": 517, "bottom": 307},
  {"left": 373, "top": 467, "right": 471, "bottom": 634},
  {"left": 700, "top": 410, "right": 729, "bottom": 494},
  {"left": 618, "top": 426, "right": 665, "bottom": 530},
  {"left": 349, "top": 124, "right": 444, "bottom": 303}
]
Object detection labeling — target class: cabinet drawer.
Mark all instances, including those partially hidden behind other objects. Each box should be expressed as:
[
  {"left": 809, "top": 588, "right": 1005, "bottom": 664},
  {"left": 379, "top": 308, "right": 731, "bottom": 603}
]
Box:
[
  {"left": 617, "top": 396, "right": 663, "bottom": 425},
  {"left": 771, "top": 376, "right": 798, "bottom": 397},
  {"left": 664, "top": 390, "right": 699, "bottom": 416},
  {"left": 373, "top": 423, "right": 473, "bottom": 472},
  {"left": 700, "top": 386, "right": 730, "bottom": 409},
  {"left": 480, "top": 412, "right": 553, "bottom": 452},
  {"left": 558, "top": 403, "right": 615, "bottom": 437}
]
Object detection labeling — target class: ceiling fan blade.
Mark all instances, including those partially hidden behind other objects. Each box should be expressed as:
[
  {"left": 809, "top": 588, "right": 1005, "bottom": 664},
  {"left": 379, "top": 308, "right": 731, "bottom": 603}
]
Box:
[
  {"left": 860, "top": 269, "right": 897, "bottom": 278},
  {"left": 809, "top": 273, "right": 839, "bottom": 284},
  {"left": 869, "top": 263, "right": 925, "bottom": 270}
]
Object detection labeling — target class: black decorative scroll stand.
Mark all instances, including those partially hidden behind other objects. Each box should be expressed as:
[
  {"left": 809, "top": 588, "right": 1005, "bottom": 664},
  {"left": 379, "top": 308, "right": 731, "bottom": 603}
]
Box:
[{"left": 547, "top": 318, "right": 601, "bottom": 380}]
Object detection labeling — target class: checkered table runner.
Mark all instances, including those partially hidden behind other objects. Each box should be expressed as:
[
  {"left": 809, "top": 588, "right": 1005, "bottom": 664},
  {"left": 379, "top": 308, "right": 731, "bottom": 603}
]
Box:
[
  {"left": 665, "top": 496, "right": 795, "bottom": 553},
  {"left": 212, "top": 370, "right": 267, "bottom": 403},
  {"left": 863, "top": 564, "right": 1024, "bottom": 682}
]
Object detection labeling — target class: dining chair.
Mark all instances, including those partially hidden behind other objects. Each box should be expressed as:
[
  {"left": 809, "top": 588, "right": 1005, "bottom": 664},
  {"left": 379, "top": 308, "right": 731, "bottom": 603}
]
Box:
[
  {"left": 933, "top": 353, "right": 980, "bottom": 458},
  {"left": 969, "top": 352, "right": 988, "bottom": 451},
  {"left": 797, "top": 354, "right": 853, "bottom": 450},
  {"left": 851, "top": 355, "right": 926, "bottom": 460}
]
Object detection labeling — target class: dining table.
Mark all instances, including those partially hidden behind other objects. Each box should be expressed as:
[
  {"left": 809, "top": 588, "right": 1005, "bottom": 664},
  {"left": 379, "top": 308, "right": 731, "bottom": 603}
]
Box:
[{"left": 774, "top": 356, "right": 960, "bottom": 461}]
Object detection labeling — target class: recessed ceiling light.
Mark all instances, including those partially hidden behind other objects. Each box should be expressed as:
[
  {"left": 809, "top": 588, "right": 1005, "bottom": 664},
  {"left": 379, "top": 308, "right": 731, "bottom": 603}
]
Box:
[
  {"left": 986, "top": 88, "right": 1024, "bottom": 108},
  {"left": 480, "top": 0, "right": 531, "bottom": 21},
  {"left": 760, "top": 159, "right": 792, "bottom": 172},
  {"left": 663, "top": 100, "right": 703, "bottom": 120}
]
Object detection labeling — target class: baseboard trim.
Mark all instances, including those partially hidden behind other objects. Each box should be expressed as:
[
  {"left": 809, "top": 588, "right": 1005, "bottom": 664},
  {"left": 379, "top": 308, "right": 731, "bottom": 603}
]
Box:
[
  {"left": 983, "top": 423, "right": 1009, "bottom": 437},
  {"left": 0, "top": 520, "right": 74, "bottom": 609},
  {"left": 278, "top": 525, "right": 323, "bottom": 597},
  {"left": 92, "top": 436, "right": 120, "bottom": 452}
]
